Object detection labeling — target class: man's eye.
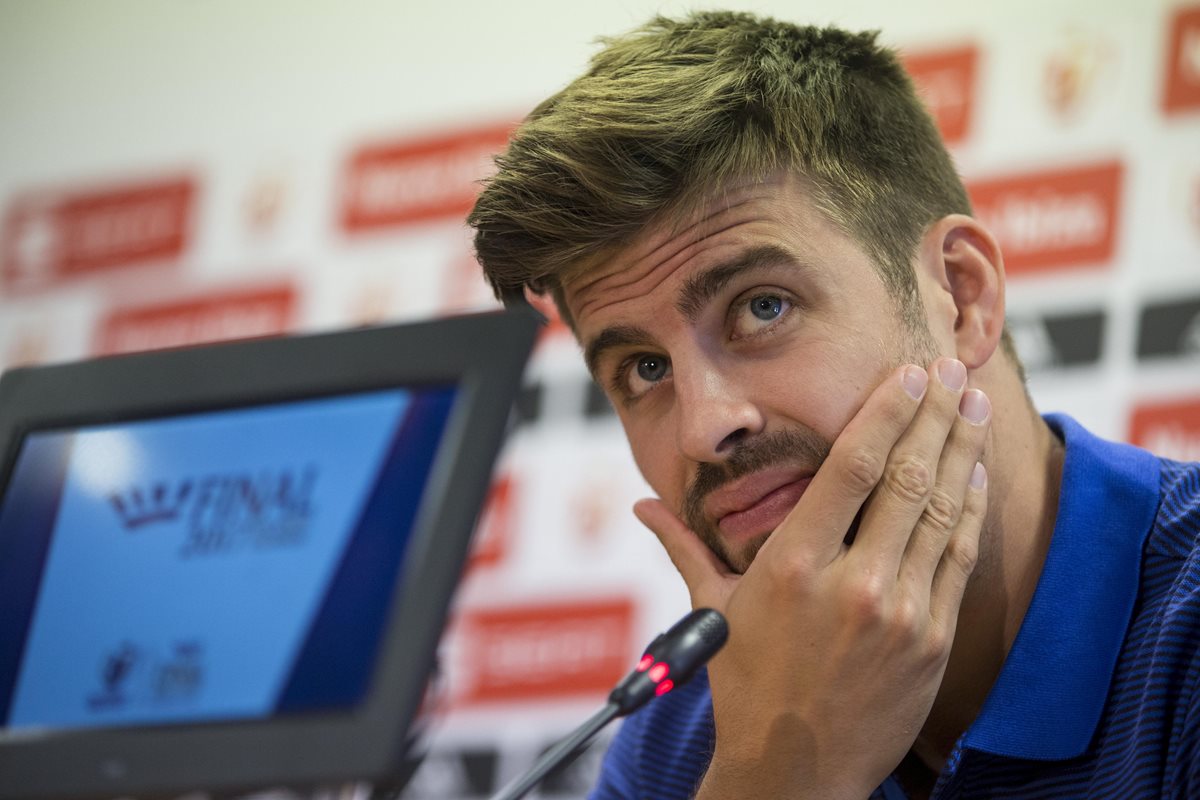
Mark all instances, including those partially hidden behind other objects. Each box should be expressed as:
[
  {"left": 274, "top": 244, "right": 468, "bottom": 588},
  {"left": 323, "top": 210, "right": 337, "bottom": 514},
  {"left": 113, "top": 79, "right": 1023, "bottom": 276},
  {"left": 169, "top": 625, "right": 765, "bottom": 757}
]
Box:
[
  {"left": 751, "top": 295, "right": 783, "bottom": 320},
  {"left": 618, "top": 353, "right": 671, "bottom": 399},
  {"left": 732, "top": 293, "right": 793, "bottom": 337},
  {"left": 637, "top": 355, "right": 669, "bottom": 382}
]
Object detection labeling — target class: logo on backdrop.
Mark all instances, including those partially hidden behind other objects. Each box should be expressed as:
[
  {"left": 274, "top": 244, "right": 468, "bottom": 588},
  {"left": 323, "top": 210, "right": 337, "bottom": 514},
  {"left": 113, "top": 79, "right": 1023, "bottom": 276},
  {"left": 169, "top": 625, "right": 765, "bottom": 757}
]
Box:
[
  {"left": 903, "top": 44, "right": 979, "bottom": 146},
  {"left": 340, "top": 123, "right": 512, "bottom": 232},
  {"left": 107, "top": 465, "right": 319, "bottom": 557},
  {"left": 1, "top": 176, "right": 194, "bottom": 293},
  {"left": 454, "top": 598, "right": 635, "bottom": 706},
  {"left": 1042, "top": 29, "right": 1118, "bottom": 121},
  {"left": 1163, "top": 5, "right": 1200, "bottom": 114},
  {"left": 1130, "top": 397, "right": 1200, "bottom": 462},
  {"left": 967, "top": 161, "right": 1123, "bottom": 276},
  {"left": 93, "top": 282, "right": 297, "bottom": 356}
]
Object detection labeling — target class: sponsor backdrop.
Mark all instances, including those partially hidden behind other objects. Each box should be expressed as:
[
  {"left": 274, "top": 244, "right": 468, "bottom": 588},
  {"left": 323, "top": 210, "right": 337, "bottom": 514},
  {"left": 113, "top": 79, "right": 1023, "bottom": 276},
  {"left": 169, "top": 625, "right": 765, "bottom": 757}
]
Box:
[{"left": 2, "top": 0, "right": 1199, "bottom": 796}]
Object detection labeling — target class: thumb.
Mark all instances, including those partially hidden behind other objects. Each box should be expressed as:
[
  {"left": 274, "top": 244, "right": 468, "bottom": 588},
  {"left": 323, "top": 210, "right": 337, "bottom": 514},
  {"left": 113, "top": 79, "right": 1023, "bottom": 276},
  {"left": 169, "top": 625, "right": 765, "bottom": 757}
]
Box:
[{"left": 633, "top": 497, "right": 734, "bottom": 609}]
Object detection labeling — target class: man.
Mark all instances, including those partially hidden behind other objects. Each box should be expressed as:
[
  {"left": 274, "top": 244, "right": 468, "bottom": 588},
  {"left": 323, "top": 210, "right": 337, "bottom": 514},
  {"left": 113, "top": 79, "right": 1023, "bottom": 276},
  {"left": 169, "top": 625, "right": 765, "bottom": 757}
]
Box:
[{"left": 468, "top": 11, "right": 1200, "bottom": 799}]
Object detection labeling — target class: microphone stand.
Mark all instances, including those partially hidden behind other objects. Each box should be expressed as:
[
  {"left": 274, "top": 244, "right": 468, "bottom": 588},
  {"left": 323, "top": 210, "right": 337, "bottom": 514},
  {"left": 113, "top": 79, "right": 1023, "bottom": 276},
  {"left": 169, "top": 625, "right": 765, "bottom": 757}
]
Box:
[{"left": 489, "top": 702, "right": 620, "bottom": 800}]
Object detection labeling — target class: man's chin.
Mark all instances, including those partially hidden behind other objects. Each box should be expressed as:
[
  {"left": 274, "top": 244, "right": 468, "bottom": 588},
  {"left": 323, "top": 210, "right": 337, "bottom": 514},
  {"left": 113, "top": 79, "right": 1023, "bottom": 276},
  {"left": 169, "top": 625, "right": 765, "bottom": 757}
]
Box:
[{"left": 721, "top": 530, "right": 773, "bottom": 574}]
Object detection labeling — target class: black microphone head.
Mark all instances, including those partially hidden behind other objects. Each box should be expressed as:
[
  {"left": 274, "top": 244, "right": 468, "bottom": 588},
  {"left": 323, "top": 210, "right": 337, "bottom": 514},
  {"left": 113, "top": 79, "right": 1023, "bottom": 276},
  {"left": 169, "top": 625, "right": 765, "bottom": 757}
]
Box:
[
  {"left": 608, "top": 607, "right": 728, "bottom": 716},
  {"left": 647, "top": 608, "right": 728, "bottom": 682}
]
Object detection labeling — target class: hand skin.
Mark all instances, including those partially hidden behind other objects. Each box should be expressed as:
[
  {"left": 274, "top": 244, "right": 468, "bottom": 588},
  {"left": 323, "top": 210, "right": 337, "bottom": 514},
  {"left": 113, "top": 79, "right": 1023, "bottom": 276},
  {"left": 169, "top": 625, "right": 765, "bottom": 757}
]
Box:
[{"left": 634, "top": 358, "right": 991, "bottom": 800}]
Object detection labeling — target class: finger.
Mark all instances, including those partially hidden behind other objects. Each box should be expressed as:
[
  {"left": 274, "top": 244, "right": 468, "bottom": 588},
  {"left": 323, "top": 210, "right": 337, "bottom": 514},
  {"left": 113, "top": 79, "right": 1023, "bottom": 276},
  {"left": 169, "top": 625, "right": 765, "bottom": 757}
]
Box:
[
  {"left": 900, "top": 388, "right": 990, "bottom": 589},
  {"left": 849, "top": 357, "right": 968, "bottom": 574},
  {"left": 634, "top": 497, "right": 735, "bottom": 609},
  {"left": 770, "top": 363, "right": 928, "bottom": 566},
  {"left": 929, "top": 461, "right": 987, "bottom": 628}
]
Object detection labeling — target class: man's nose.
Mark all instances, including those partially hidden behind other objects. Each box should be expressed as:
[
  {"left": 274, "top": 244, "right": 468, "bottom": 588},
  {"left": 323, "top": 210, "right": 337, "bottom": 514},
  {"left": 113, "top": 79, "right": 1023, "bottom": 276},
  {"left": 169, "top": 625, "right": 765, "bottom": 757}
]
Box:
[{"left": 673, "top": 361, "right": 765, "bottom": 463}]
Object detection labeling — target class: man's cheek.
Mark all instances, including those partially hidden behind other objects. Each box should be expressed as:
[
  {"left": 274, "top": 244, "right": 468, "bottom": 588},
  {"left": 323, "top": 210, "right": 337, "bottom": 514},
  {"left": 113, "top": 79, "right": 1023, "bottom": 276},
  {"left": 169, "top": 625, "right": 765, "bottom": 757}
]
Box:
[{"left": 628, "top": 443, "right": 687, "bottom": 518}]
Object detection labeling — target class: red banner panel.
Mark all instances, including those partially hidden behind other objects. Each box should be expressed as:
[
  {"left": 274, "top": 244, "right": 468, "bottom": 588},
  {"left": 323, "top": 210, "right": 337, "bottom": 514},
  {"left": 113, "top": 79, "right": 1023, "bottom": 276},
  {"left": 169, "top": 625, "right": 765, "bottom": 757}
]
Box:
[
  {"left": 1163, "top": 5, "right": 1200, "bottom": 115},
  {"left": 340, "top": 124, "right": 512, "bottom": 232},
  {"left": 94, "top": 283, "right": 296, "bottom": 356},
  {"left": 2, "top": 176, "right": 194, "bottom": 293},
  {"left": 1129, "top": 396, "right": 1200, "bottom": 462},
  {"left": 904, "top": 45, "right": 979, "bottom": 145},
  {"left": 457, "top": 598, "right": 635, "bottom": 705},
  {"left": 968, "top": 161, "right": 1123, "bottom": 276}
]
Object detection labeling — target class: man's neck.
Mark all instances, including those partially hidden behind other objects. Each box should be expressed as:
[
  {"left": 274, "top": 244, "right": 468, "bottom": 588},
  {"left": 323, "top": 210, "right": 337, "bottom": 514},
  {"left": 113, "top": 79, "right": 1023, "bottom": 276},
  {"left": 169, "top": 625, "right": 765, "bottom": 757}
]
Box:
[{"left": 914, "top": 376, "right": 1067, "bottom": 769}]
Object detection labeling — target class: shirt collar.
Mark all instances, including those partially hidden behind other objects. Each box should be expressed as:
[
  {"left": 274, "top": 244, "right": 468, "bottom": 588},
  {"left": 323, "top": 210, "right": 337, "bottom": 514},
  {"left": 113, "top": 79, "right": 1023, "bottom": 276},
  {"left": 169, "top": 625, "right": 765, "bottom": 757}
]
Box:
[{"left": 961, "top": 413, "right": 1162, "bottom": 760}]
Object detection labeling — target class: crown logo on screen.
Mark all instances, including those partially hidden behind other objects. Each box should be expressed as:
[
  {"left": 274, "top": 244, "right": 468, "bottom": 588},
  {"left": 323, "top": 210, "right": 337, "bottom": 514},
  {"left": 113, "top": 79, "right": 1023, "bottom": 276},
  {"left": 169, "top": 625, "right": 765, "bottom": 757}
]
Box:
[{"left": 108, "top": 480, "right": 194, "bottom": 531}]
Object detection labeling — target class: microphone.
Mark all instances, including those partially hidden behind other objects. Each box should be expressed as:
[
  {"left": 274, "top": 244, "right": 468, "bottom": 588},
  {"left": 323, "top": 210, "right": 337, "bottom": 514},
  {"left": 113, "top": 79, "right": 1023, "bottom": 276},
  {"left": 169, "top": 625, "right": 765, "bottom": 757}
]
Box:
[{"left": 488, "top": 607, "right": 728, "bottom": 800}]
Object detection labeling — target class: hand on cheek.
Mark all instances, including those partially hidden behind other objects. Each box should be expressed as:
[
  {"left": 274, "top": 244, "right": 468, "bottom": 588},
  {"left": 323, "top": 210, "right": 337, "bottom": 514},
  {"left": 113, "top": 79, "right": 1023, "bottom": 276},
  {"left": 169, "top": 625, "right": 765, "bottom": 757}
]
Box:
[{"left": 634, "top": 358, "right": 990, "bottom": 800}]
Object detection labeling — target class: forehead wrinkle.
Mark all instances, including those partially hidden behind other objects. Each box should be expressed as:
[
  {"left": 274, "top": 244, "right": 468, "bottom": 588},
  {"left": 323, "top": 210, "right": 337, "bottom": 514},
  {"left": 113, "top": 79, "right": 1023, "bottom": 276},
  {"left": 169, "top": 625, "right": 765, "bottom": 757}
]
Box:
[
  {"left": 569, "top": 196, "right": 770, "bottom": 321},
  {"left": 583, "top": 324, "right": 654, "bottom": 378},
  {"left": 675, "top": 244, "right": 805, "bottom": 322}
]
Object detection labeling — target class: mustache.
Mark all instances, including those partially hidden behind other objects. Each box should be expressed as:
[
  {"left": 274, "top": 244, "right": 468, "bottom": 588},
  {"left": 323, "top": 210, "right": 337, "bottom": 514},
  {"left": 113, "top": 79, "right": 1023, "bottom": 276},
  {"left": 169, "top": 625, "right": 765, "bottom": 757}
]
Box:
[{"left": 682, "top": 427, "right": 832, "bottom": 534}]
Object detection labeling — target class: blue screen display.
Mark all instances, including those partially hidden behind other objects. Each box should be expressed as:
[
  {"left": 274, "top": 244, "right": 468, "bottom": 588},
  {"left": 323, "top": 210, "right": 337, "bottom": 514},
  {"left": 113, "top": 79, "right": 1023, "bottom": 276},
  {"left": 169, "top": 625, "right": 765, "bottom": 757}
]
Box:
[{"left": 0, "top": 386, "right": 457, "bottom": 732}]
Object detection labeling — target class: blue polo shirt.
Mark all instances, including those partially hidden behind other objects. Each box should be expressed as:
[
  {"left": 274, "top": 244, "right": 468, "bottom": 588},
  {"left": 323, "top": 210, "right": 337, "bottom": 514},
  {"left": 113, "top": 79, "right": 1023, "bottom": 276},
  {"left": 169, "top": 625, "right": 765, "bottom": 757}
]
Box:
[{"left": 591, "top": 415, "right": 1200, "bottom": 799}]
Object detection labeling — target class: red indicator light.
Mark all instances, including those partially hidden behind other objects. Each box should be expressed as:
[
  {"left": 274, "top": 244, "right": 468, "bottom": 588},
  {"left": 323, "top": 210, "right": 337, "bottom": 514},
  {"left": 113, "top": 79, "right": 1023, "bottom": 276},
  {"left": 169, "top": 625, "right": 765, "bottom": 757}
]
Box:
[
  {"left": 655, "top": 679, "right": 675, "bottom": 696},
  {"left": 648, "top": 663, "right": 669, "bottom": 683},
  {"left": 636, "top": 654, "right": 654, "bottom": 672}
]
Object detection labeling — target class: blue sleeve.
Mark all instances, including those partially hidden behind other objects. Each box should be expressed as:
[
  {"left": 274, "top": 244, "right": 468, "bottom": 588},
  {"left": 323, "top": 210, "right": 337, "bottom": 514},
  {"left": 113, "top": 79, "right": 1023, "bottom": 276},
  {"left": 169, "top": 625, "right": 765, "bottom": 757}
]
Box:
[
  {"left": 589, "top": 717, "right": 642, "bottom": 800},
  {"left": 588, "top": 669, "right": 715, "bottom": 800}
]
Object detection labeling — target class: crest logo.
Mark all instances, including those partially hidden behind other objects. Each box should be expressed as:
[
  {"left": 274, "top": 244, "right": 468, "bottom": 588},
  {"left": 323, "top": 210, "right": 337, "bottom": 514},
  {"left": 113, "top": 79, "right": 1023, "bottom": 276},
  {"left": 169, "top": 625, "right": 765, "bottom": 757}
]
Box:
[
  {"left": 108, "top": 480, "right": 193, "bottom": 530},
  {"left": 1042, "top": 30, "right": 1117, "bottom": 120}
]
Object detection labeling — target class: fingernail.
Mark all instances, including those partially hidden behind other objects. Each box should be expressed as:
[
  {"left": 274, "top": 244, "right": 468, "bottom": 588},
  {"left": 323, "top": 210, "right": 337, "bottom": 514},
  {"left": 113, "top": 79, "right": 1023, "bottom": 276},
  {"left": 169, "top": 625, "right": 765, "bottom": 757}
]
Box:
[
  {"left": 938, "top": 359, "right": 967, "bottom": 391},
  {"left": 959, "top": 389, "right": 990, "bottom": 424},
  {"left": 902, "top": 365, "right": 928, "bottom": 399},
  {"left": 970, "top": 462, "right": 987, "bottom": 489}
]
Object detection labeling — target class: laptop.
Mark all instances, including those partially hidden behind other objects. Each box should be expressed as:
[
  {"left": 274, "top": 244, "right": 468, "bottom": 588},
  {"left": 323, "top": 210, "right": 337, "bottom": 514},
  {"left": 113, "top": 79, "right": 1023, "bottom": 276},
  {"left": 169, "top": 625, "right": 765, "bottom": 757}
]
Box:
[{"left": 0, "top": 311, "right": 538, "bottom": 799}]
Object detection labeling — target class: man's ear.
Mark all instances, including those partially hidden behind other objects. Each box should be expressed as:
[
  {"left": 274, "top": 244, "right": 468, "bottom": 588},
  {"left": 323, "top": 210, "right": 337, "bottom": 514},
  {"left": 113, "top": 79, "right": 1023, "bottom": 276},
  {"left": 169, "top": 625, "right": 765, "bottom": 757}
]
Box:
[
  {"left": 918, "top": 214, "right": 1006, "bottom": 369},
  {"left": 523, "top": 285, "right": 562, "bottom": 325}
]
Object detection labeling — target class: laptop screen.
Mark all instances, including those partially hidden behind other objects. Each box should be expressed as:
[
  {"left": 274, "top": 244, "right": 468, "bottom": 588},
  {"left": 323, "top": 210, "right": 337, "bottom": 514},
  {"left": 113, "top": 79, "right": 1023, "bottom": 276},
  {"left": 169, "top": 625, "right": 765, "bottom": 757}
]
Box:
[{"left": 0, "top": 385, "right": 457, "bottom": 733}]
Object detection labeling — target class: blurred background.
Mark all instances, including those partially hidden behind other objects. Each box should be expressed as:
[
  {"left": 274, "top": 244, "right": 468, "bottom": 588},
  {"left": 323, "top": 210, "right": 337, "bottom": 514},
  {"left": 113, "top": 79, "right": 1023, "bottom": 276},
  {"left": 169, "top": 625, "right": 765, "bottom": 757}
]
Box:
[{"left": 2, "top": 0, "right": 1198, "bottom": 797}]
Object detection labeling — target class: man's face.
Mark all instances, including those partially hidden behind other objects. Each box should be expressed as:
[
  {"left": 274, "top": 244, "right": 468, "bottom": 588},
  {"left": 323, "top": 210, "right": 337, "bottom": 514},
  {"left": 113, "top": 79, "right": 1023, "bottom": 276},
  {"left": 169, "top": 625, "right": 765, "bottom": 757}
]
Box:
[{"left": 564, "top": 174, "right": 943, "bottom": 573}]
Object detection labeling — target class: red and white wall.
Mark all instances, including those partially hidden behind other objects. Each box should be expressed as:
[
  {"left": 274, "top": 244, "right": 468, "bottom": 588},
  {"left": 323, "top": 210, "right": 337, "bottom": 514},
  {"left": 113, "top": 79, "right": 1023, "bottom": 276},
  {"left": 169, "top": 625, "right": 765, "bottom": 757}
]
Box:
[{"left": 1, "top": 1, "right": 1198, "bottom": 797}]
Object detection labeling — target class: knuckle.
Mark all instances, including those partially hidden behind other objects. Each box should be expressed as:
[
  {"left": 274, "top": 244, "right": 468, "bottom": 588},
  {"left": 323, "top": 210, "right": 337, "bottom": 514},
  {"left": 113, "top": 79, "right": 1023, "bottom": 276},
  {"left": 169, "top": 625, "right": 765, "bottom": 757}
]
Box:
[
  {"left": 765, "top": 552, "right": 818, "bottom": 590},
  {"left": 846, "top": 576, "right": 887, "bottom": 622},
  {"left": 922, "top": 487, "right": 960, "bottom": 534},
  {"left": 839, "top": 447, "right": 884, "bottom": 495},
  {"left": 883, "top": 455, "right": 933, "bottom": 503},
  {"left": 943, "top": 533, "right": 980, "bottom": 574},
  {"left": 924, "top": 628, "right": 951, "bottom": 661}
]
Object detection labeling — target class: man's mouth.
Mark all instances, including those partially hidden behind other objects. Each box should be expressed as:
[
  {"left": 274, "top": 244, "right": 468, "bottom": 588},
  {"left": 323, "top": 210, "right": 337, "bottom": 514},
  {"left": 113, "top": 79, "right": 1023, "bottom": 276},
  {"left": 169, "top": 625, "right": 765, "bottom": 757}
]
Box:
[{"left": 707, "top": 469, "right": 814, "bottom": 544}]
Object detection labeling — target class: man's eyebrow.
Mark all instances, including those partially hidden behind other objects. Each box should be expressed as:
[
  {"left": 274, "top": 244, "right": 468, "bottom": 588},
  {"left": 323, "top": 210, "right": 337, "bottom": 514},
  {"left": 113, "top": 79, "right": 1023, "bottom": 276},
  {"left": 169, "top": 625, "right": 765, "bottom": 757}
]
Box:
[
  {"left": 584, "top": 324, "right": 655, "bottom": 379},
  {"left": 676, "top": 244, "right": 801, "bottom": 322}
]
